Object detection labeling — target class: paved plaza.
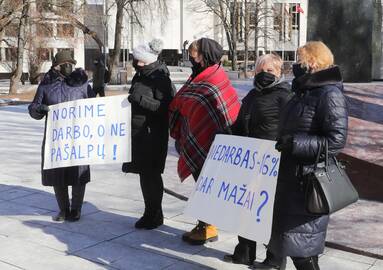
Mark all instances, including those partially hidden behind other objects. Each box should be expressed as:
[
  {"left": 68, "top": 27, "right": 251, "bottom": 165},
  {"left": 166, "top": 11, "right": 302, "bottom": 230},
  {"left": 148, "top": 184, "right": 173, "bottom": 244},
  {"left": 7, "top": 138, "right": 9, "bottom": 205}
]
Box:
[{"left": 0, "top": 104, "right": 381, "bottom": 270}]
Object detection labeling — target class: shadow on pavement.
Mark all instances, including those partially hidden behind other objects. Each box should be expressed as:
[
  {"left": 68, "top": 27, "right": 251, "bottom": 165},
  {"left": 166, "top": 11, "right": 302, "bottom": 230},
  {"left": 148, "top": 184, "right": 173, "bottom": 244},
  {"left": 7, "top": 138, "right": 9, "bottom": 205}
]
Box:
[{"left": 0, "top": 184, "right": 226, "bottom": 269}]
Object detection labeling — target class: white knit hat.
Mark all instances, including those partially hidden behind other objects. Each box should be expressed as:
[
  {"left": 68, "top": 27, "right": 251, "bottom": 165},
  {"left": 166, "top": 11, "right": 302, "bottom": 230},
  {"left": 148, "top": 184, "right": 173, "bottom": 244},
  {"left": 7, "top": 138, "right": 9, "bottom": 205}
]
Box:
[{"left": 133, "top": 38, "right": 164, "bottom": 64}]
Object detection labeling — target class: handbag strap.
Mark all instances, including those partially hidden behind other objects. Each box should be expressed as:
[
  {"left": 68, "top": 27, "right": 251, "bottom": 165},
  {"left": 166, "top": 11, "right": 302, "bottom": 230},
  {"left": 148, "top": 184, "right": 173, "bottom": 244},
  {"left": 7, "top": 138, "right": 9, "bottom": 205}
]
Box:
[
  {"left": 313, "top": 138, "right": 328, "bottom": 170},
  {"left": 314, "top": 140, "right": 323, "bottom": 170},
  {"left": 324, "top": 139, "right": 329, "bottom": 172}
]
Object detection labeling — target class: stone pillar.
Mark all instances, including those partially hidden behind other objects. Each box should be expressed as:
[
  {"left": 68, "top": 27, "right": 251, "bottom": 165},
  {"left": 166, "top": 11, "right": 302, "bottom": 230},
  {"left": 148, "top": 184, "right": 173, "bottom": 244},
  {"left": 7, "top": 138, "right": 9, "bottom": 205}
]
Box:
[{"left": 307, "top": 0, "right": 382, "bottom": 82}]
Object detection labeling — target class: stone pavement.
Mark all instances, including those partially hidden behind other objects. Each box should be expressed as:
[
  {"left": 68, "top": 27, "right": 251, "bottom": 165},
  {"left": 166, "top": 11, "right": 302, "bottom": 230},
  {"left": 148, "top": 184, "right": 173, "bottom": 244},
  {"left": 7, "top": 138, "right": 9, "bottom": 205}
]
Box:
[{"left": 0, "top": 105, "right": 382, "bottom": 270}]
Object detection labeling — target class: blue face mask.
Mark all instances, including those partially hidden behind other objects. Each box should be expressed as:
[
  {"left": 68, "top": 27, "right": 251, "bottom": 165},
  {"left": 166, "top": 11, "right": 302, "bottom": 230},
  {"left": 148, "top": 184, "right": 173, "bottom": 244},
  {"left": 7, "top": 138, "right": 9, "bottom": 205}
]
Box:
[{"left": 292, "top": 63, "right": 308, "bottom": 78}]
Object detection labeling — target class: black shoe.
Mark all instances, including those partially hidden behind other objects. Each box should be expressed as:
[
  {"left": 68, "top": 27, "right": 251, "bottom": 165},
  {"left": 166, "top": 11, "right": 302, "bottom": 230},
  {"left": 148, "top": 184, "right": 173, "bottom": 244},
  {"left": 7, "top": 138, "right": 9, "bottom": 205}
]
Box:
[
  {"left": 67, "top": 209, "right": 81, "bottom": 222},
  {"left": 52, "top": 209, "right": 70, "bottom": 222},
  {"left": 292, "top": 256, "right": 319, "bottom": 270},
  {"left": 223, "top": 241, "right": 256, "bottom": 266},
  {"left": 252, "top": 258, "right": 287, "bottom": 270},
  {"left": 135, "top": 212, "right": 163, "bottom": 230},
  {"left": 223, "top": 254, "right": 253, "bottom": 266}
]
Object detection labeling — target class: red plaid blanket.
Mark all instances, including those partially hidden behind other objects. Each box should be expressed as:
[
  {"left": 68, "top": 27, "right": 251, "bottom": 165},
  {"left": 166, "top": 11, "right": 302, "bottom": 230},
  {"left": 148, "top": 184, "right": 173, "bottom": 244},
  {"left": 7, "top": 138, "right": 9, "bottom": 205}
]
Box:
[{"left": 169, "top": 64, "right": 240, "bottom": 181}]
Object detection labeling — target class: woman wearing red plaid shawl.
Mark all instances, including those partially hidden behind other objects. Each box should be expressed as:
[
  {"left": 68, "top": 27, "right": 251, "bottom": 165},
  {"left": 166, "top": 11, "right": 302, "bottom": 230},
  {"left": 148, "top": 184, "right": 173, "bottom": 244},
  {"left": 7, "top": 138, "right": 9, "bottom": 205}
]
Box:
[{"left": 169, "top": 38, "right": 240, "bottom": 245}]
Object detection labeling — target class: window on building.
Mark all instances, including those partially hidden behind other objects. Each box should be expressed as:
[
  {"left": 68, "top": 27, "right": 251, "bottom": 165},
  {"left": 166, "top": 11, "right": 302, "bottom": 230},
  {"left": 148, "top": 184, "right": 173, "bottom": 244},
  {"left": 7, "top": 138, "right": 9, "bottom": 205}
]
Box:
[
  {"left": 4, "top": 24, "right": 18, "bottom": 37},
  {"left": 57, "top": 24, "right": 75, "bottom": 38},
  {"left": 5, "top": 47, "right": 17, "bottom": 62},
  {"left": 273, "top": 3, "right": 301, "bottom": 41},
  {"left": 246, "top": 2, "right": 257, "bottom": 30},
  {"left": 230, "top": 2, "right": 244, "bottom": 42},
  {"left": 57, "top": 0, "right": 74, "bottom": 13},
  {"left": 290, "top": 4, "right": 301, "bottom": 31},
  {"left": 37, "top": 23, "right": 54, "bottom": 37},
  {"left": 36, "top": 0, "right": 53, "bottom": 13},
  {"left": 273, "top": 3, "right": 283, "bottom": 40},
  {"left": 3, "top": 0, "right": 22, "bottom": 12},
  {"left": 119, "top": 49, "right": 129, "bottom": 63},
  {"left": 38, "top": 48, "right": 54, "bottom": 61}
]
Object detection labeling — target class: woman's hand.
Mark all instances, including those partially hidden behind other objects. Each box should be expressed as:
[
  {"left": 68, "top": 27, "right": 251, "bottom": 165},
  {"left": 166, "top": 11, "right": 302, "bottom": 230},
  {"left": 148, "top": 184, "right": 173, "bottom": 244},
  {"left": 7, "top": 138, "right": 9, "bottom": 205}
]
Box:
[
  {"left": 275, "top": 135, "right": 293, "bottom": 152},
  {"left": 36, "top": 104, "right": 50, "bottom": 115}
]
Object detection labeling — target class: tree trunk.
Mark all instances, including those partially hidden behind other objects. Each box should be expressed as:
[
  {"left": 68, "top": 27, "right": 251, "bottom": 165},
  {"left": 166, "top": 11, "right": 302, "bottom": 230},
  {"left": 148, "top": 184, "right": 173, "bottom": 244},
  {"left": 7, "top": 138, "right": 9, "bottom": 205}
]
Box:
[
  {"left": 254, "top": 2, "right": 259, "bottom": 66},
  {"left": 231, "top": 0, "right": 238, "bottom": 71},
  {"left": 109, "top": 0, "right": 124, "bottom": 85},
  {"left": 244, "top": 0, "right": 249, "bottom": 78},
  {"left": 9, "top": 0, "right": 28, "bottom": 94},
  {"left": 28, "top": 39, "right": 41, "bottom": 85}
]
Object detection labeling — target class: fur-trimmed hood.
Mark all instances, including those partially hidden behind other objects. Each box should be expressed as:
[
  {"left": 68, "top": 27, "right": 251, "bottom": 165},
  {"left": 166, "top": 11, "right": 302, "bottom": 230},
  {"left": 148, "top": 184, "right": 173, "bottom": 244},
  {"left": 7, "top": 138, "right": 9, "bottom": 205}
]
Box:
[
  {"left": 292, "top": 66, "right": 343, "bottom": 93},
  {"left": 65, "top": 68, "right": 89, "bottom": 87}
]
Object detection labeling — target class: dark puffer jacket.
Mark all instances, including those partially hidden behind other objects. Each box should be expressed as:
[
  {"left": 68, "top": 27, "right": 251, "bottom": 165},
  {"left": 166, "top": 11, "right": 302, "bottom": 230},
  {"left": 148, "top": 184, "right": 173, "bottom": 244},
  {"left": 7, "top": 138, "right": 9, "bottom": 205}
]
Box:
[
  {"left": 29, "top": 68, "right": 94, "bottom": 186},
  {"left": 268, "top": 66, "right": 348, "bottom": 257},
  {"left": 232, "top": 81, "right": 292, "bottom": 139},
  {"left": 122, "top": 61, "right": 175, "bottom": 174}
]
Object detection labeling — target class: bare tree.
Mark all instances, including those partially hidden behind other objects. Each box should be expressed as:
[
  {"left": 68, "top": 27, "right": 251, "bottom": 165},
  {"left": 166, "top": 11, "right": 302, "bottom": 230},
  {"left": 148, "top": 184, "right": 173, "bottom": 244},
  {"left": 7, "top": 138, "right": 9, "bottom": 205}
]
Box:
[
  {"left": 108, "top": 0, "right": 169, "bottom": 84},
  {"left": 9, "top": 0, "right": 29, "bottom": 94},
  {"left": 187, "top": 0, "right": 241, "bottom": 71},
  {"left": 188, "top": 0, "right": 275, "bottom": 73}
]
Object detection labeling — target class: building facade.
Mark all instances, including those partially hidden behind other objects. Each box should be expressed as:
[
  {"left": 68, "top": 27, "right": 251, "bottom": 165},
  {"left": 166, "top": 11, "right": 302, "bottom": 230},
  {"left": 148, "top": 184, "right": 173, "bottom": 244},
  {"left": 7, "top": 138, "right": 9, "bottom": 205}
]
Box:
[
  {"left": 85, "top": 0, "right": 308, "bottom": 69},
  {"left": 0, "top": 0, "right": 85, "bottom": 78}
]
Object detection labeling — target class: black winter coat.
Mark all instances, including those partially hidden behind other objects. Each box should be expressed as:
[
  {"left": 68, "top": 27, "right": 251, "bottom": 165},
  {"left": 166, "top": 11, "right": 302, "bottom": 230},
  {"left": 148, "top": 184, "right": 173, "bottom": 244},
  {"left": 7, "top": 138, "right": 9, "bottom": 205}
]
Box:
[
  {"left": 29, "top": 68, "right": 94, "bottom": 186},
  {"left": 268, "top": 66, "right": 348, "bottom": 257},
  {"left": 122, "top": 61, "right": 175, "bottom": 174},
  {"left": 232, "top": 81, "right": 292, "bottom": 139}
]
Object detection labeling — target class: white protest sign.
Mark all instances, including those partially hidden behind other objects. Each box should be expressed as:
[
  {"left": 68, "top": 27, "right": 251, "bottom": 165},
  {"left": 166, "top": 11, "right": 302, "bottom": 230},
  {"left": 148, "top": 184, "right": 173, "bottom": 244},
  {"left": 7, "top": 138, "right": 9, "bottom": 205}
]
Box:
[
  {"left": 44, "top": 95, "right": 131, "bottom": 169},
  {"left": 184, "top": 135, "right": 280, "bottom": 244}
]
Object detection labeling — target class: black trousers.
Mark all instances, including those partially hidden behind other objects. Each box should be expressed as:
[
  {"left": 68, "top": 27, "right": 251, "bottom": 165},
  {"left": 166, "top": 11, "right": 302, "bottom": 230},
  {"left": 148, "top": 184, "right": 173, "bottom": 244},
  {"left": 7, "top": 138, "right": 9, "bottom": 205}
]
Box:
[
  {"left": 53, "top": 185, "right": 86, "bottom": 212},
  {"left": 139, "top": 172, "right": 163, "bottom": 216},
  {"left": 233, "top": 236, "right": 257, "bottom": 263},
  {"left": 94, "top": 86, "right": 105, "bottom": 97}
]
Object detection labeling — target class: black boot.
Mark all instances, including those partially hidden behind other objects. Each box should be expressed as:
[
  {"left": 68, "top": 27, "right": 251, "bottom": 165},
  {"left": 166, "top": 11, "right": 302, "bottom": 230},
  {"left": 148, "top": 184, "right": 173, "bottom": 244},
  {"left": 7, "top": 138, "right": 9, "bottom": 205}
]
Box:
[
  {"left": 253, "top": 250, "right": 286, "bottom": 270},
  {"left": 52, "top": 209, "right": 71, "bottom": 222},
  {"left": 135, "top": 210, "right": 164, "bottom": 230},
  {"left": 136, "top": 173, "right": 164, "bottom": 230},
  {"left": 223, "top": 237, "right": 257, "bottom": 266},
  {"left": 68, "top": 209, "right": 81, "bottom": 222},
  {"left": 292, "top": 256, "right": 320, "bottom": 270},
  {"left": 67, "top": 185, "right": 85, "bottom": 222},
  {"left": 53, "top": 186, "right": 70, "bottom": 222}
]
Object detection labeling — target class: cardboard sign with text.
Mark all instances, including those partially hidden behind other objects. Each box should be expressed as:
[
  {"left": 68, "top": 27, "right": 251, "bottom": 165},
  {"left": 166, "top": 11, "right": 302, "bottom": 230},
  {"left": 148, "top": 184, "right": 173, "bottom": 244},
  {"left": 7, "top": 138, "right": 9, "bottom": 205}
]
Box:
[
  {"left": 44, "top": 95, "right": 131, "bottom": 169},
  {"left": 185, "top": 135, "right": 280, "bottom": 243}
]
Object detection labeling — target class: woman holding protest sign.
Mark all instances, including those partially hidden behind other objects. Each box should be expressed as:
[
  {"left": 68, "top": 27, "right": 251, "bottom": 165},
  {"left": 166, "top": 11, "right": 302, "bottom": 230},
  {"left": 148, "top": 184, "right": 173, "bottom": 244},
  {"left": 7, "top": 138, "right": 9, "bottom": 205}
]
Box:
[
  {"left": 269, "top": 41, "right": 348, "bottom": 270},
  {"left": 223, "top": 54, "right": 293, "bottom": 268},
  {"left": 29, "top": 50, "right": 94, "bottom": 222},
  {"left": 122, "top": 39, "right": 175, "bottom": 230},
  {"left": 169, "top": 38, "right": 240, "bottom": 245}
]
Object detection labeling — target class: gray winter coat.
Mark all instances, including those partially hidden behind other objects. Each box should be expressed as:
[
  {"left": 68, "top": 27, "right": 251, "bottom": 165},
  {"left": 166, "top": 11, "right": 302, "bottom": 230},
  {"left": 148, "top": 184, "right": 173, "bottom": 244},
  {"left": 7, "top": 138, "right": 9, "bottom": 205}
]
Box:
[
  {"left": 268, "top": 66, "right": 348, "bottom": 257},
  {"left": 28, "top": 68, "right": 94, "bottom": 186}
]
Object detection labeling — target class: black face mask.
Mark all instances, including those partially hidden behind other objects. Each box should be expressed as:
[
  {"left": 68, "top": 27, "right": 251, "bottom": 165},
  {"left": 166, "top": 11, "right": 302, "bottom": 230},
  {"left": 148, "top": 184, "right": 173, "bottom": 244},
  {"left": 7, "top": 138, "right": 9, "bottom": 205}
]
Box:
[
  {"left": 132, "top": 59, "right": 141, "bottom": 71},
  {"left": 254, "top": 71, "right": 277, "bottom": 88},
  {"left": 59, "top": 63, "right": 73, "bottom": 77},
  {"left": 292, "top": 63, "right": 308, "bottom": 78},
  {"left": 190, "top": 58, "right": 204, "bottom": 77}
]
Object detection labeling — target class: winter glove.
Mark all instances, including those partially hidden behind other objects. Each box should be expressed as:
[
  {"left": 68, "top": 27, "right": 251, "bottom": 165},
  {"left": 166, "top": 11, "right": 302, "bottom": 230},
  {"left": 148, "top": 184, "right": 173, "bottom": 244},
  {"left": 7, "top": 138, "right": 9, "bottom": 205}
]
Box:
[
  {"left": 36, "top": 104, "right": 50, "bottom": 114},
  {"left": 275, "top": 134, "right": 293, "bottom": 152},
  {"left": 127, "top": 93, "right": 141, "bottom": 104}
]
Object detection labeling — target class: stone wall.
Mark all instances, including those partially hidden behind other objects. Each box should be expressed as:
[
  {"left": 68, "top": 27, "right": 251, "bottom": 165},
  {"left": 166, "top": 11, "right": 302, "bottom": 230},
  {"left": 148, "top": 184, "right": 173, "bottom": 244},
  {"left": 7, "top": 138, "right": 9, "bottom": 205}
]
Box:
[{"left": 307, "top": 0, "right": 382, "bottom": 82}]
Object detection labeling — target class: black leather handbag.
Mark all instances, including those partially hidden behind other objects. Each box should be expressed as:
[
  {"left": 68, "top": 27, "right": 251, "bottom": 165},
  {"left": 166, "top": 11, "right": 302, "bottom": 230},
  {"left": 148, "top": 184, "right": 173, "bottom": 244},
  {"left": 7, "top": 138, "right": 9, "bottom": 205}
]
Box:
[{"left": 305, "top": 140, "right": 359, "bottom": 215}]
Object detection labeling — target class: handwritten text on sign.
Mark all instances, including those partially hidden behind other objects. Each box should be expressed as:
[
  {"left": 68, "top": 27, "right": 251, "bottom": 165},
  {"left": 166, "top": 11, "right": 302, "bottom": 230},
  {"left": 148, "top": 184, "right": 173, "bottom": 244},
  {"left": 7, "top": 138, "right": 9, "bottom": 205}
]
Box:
[
  {"left": 44, "top": 95, "right": 131, "bottom": 169},
  {"left": 185, "top": 135, "right": 280, "bottom": 243}
]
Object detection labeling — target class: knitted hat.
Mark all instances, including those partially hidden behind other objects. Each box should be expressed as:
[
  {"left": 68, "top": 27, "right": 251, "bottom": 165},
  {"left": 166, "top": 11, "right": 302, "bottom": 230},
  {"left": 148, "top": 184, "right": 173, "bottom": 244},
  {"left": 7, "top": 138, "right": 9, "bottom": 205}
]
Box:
[
  {"left": 133, "top": 38, "right": 163, "bottom": 64},
  {"left": 53, "top": 50, "right": 77, "bottom": 66}
]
